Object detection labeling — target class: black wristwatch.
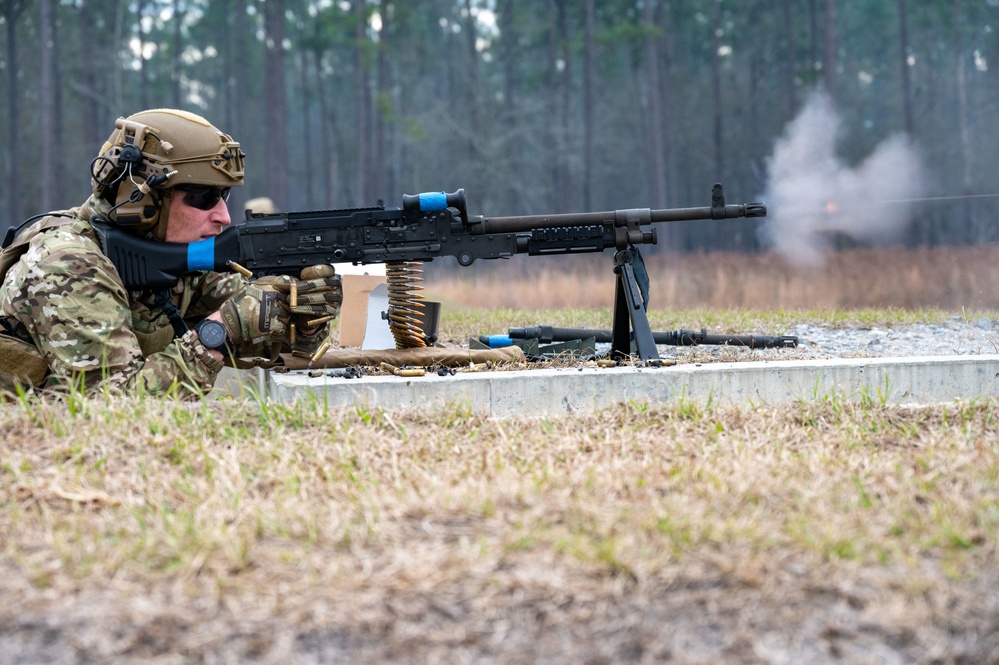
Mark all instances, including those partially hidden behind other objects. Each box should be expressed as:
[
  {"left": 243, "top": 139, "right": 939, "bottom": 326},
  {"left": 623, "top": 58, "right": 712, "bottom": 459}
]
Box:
[{"left": 194, "top": 319, "right": 229, "bottom": 351}]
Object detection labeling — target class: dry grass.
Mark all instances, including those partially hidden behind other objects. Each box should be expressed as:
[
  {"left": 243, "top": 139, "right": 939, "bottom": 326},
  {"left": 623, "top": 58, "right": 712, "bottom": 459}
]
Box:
[
  {"left": 424, "top": 246, "right": 999, "bottom": 311},
  {"left": 2, "top": 393, "right": 998, "bottom": 662}
]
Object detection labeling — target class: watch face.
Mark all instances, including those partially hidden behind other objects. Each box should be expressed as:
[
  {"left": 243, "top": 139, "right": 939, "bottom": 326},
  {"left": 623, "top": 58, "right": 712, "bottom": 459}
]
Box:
[{"left": 197, "top": 320, "right": 228, "bottom": 350}]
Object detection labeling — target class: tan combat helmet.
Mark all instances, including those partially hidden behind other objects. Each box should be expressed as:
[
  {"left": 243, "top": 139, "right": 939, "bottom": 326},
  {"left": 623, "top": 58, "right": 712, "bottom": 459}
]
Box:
[{"left": 91, "top": 109, "right": 244, "bottom": 239}]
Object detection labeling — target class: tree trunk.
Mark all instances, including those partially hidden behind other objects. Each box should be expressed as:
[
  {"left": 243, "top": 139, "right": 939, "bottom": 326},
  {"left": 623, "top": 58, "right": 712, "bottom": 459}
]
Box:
[
  {"left": 898, "top": 0, "right": 914, "bottom": 135},
  {"left": 354, "top": 0, "right": 369, "bottom": 205},
  {"left": 5, "top": 0, "right": 22, "bottom": 223},
  {"left": 809, "top": 0, "right": 818, "bottom": 76},
  {"left": 312, "top": 48, "right": 338, "bottom": 207},
  {"left": 463, "top": 0, "right": 480, "bottom": 139},
  {"left": 231, "top": 0, "right": 248, "bottom": 138},
  {"left": 548, "top": 0, "right": 570, "bottom": 211},
  {"left": 298, "top": 49, "right": 314, "bottom": 207},
  {"left": 137, "top": 0, "right": 150, "bottom": 109},
  {"left": 40, "top": 0, "right": 56, "bottom": 211},
  {"left": 823, "top": 0, "right": 837, "bottom": 99},
  {"left": 710, "top": 0, "right": 725, "bottom": 249},
  {"left": 77, "top": 0, "right": 103, "bottom": 151},
  {"left": 171, "top": 0, "right": 184, "bottom": 107},
  {"left": 644, "top": 0, "right": 667, "bottom": 209},
  {"left": 264, "top": 0, "right": 289, "bottom": 208},
  {"left": 374, "top": 0, "right": 390, "bottom": 201},
  {"left": 112, "top": 0, "right": 126, "bottom": 109},
  {"left": 783, "top": 0, "right": 797, "bottom": 119},
  {"left": 51, "top": 3, "right": 65, "bottom": 204},
  {"left": 558, "top": 0, "right": 571, "bottom": 209},
  {"left": 954, "top": 0, "right": 973, "bottom": 241},
  {"left": 710, "top": 0, "right": 723, "bottom": 180},
  {"left": 656, "top": 1, "right": 677, "bottom": 209},
  {"left": 497, "top": 0, "right": 523, "bottom": 212},
  {"left": 583, "top": 0, "right": 594, "bottom": 210}
]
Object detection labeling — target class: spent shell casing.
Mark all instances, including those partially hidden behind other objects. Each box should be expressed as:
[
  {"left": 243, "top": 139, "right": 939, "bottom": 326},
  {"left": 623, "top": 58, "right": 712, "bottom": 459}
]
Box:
[
  {"left": 226, "top": 260, "right": 253, "bottom": 279},
  {"left": 289, "top": 322, "right": 297, "bottom": 347},
  {"left": 289, "top": 281, "right": 298, "bottom": 309},
  {"left": 395, "top": 368, "right": 426, "bottom": 377},
  {"left": 379, "top": 361, "right": 400, "bottom": 374},
  {"left": 305, "top": 315, "right": 335, "bottom": 328},
  {"left": 311, "top": 341, "right": 331, "bottom": 363}
]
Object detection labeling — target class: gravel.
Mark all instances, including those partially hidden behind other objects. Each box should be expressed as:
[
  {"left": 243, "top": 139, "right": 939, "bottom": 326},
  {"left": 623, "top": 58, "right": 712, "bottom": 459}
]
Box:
[{"left": 656, "top": 316, "right": 999, "bottom": 363}]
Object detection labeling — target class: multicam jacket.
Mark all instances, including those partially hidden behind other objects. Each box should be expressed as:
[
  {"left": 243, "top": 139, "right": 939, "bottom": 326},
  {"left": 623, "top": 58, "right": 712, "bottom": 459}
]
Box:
[{"left": 0, "top": 196, "right": 243, "bottom": 398}]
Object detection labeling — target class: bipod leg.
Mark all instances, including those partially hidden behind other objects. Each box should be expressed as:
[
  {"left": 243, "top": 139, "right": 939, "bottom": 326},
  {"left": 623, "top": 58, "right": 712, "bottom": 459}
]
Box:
[{"left": 611, "top": 248, "right": 660, "bottom": 361}]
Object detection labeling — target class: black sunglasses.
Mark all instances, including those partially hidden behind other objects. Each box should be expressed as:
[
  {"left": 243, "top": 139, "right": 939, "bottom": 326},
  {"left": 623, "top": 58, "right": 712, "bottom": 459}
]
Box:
[{"left": 175, "top": 185, "right": 231, "bottom": 211}]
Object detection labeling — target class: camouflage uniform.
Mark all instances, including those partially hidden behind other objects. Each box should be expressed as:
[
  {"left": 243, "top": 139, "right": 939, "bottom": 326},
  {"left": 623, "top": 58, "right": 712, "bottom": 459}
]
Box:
[{"left": 0, "top": 196, "right": 243, "bottom": 398}]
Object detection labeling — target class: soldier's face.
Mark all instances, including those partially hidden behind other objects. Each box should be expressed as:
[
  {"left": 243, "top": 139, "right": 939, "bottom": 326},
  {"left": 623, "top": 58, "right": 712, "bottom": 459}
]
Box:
[{"left": 164, "top": 187, "right": 232, "bottom": 243}]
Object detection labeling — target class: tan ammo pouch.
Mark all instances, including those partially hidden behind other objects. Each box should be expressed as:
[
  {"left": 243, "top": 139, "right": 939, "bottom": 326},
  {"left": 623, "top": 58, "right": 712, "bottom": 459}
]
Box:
[
  {"left": 0, "top": 215, "right": 78, "bottom": 392},
  {"left": 133, "top": 326, "right": 177, "bottom": 357},
  {"left": 0, "top": 334, "right": 49, "bottom": 391}
]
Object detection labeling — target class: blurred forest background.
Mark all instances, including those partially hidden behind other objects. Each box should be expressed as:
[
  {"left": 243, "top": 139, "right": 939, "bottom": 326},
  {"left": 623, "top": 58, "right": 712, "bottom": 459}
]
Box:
[{"left": 2, "top": 0, "right": 999, "bottom": 256}]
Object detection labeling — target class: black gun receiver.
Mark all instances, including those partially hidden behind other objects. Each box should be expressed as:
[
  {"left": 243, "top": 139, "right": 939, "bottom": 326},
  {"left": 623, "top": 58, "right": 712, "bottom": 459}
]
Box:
[{"left": 93, "top": 184, "right": 766, "bottom": 362}]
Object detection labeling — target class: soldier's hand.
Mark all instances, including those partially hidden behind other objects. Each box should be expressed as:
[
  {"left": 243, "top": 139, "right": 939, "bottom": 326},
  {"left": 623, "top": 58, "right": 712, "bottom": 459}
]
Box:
[
  {"left": 217, "top": 267, "right": 342, "bottom": 359},
  {"left": 217, "top": 278, "right": 290, "bottom": 357},
  {"left": 273, "top": 265, "right": 343, "bottom": 332},
  {"left": 262, "top": 265, "right": 342, "bottom": 356}
]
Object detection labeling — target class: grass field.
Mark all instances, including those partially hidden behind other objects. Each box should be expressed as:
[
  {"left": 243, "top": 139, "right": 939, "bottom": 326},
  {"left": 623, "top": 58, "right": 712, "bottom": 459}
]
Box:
[
  {"left": 2, "top": 375, "right": 998, "bottom": 662},
  {"left": 2, "top": 246, "right": 999, "bottom": 662}
]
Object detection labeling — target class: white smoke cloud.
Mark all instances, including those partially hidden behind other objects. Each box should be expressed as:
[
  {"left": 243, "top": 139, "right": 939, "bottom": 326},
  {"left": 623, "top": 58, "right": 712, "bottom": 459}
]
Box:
[{"left": 761, "top": 90, "right": 924, "bottom": 266}]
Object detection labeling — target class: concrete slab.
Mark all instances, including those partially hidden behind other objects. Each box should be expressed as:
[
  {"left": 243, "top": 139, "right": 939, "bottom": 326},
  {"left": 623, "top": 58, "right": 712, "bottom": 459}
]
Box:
[{"left": 262, "top": 355, "right": 999, "bottom": 417}]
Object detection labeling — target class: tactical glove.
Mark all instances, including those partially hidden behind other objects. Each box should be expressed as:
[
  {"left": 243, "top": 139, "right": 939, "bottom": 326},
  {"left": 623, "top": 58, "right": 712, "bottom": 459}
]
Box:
[
  {"left": 279, "top": 264, "right": 343, "bottom": 330},
  {"left": 273, "top": 265, "right": 343, "bottom": 355},
  {"left": 217, "top": 265, "right": 342, "bottom": 359},
  {"left": 217, "top": 278, "right": 289, "bottom": 359}
]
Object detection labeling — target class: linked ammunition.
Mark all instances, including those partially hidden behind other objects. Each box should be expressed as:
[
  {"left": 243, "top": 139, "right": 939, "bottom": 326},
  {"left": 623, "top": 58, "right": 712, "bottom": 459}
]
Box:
[{"left": 386, "top": 261, "right": 428, "bottom": 349}]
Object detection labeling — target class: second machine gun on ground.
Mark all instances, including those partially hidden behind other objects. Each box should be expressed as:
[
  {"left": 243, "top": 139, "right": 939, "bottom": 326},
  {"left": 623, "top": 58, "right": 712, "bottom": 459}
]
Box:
[{"left": 95, "top": 184, "right": 766, "bottom": 362}]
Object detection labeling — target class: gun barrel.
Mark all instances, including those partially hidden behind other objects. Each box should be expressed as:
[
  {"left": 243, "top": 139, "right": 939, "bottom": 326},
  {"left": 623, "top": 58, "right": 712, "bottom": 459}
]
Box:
[
  {"left": 480, "top": 203, "right": 765, "bottom": 234},
  {"left": 652, "top": 203, "right": 767, "bottom": 222}
]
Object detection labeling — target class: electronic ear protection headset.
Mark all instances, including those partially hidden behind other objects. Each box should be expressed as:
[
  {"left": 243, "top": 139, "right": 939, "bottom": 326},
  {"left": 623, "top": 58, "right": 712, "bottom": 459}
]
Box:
[{"left": 91, "top": 117, "right": 178, "bottom": 232}]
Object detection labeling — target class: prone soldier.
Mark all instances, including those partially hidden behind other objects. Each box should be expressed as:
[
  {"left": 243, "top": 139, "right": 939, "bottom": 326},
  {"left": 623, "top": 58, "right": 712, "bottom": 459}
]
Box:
[{"left": 0, "top": 109, "right": 342, "bottom": 398}]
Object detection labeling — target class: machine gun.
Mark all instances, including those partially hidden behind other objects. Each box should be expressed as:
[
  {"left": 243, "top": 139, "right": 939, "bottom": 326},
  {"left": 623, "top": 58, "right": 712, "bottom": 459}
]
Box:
[{"left": 93, "top": 183, "right": 766, "bottom": 361}]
